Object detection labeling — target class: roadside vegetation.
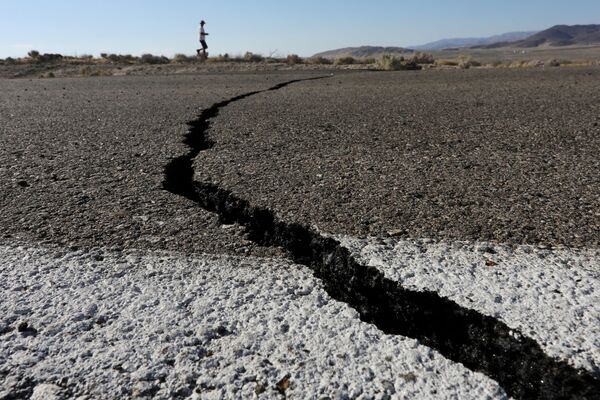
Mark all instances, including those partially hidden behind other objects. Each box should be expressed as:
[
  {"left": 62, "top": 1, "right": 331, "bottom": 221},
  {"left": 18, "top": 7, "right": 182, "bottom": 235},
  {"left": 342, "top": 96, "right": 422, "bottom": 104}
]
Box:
[
  {"left": 377, "top": 55, "right": 420, "bottom": 71},
  {"left": 1, "top": 50, "right": 597, "bottom": 79}
]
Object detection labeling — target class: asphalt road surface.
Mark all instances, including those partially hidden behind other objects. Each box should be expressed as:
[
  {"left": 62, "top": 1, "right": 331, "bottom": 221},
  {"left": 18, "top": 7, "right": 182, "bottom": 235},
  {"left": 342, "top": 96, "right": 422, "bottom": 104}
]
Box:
[
  {"left": 0, "top": 73, "right": 312, "bottom": 257},
  {"left": 196, "top": 68, "right": 600, "bottom": 248},
  {"left": 1, "top": 69, "right": 599, "bottom": 399}
]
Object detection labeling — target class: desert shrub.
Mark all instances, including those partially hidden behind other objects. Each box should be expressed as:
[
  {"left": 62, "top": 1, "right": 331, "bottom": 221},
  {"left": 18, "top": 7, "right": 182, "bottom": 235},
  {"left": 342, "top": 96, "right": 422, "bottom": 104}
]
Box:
[
  {"left": 39, "top": 72, "right": 55, "bottom": 79},
  {"left": 100, "top": 53, "right": 134, "bottom": 63},
  {"left": 435, "top": 59, "right": 459, "bottom": 67},
  {"left": 265, "top": 57, "right": 284, "bottom": 63},
  {"left": 37, "top": 53, "right": 63, "bottom": 63},
  {"left": 286, "top": 54, "right": 303, "bottom": 65},
  {"left": 362, "top": 57, "right": 377, "bottom": 64},
  {"left": 546, "top": 59, "right": 561, "bottom": 67},
  {"left": 229, "top": 54, "right": 247, "bottom": 62},
  {"left": 410, "top": 52, "right": 435, "bottom": 64},
  {"left": 208, "top": 53, "right": 233, "bottom": 63},
  {"left": 508, "top": 60, "right": 528, "bottom": 68},
  {"left": 80, "top": 66, "right": 92, "bottom": 75},
  {"left": 563, "top": 61, "right": 595, "bottom": 67},
  {"left": 112, "top": 54, "right": 137, "bottom": 64},
  {"left": 244, "top": 52, "right": 264, "bottom": 62},
  {"left": 104, "top": 54, "right": 119, "bottom": 62},
  {"left": 457, "top": 55, "right": 481, "bottom": 69},
  {"left": 140, "top": 53, "right": 169, "bottom": 64},
  {"left": 334, "top": 56, "right": 356, "bottom": 65},
  {"left": 376, "top": 54, "right": 421, "bottom": 71},
  {"left": 377, "top": 54, "right": 403, "bottom": 70},
  {"left": 307, "top": 56, "right": 332, "bottom": 65},
  {"left": 172, "top": 53, "right": 195, "bottom": 63},
  {"left": 24, "top": 52, "right": 63, "bottom": 64},
  {"left": 527, "top": 60, "right": 544, "bottom": 68},
  {"left": 3, "top": 57, "right": 16, "bottom": 65}
]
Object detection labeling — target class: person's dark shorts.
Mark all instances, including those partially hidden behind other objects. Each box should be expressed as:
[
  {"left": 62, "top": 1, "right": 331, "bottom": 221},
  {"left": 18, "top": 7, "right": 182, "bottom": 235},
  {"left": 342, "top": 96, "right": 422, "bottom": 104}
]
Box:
[{"left": 200, "top": 40, "right": 208, "bottom": 50}]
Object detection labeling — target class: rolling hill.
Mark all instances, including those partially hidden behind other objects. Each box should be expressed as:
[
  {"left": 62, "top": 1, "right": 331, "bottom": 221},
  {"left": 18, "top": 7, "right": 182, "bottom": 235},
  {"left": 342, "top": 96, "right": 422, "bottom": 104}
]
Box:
[
  {"left": 517, "top": 24, "right": 600, "bottom": 47},
  {"left": 474, "top": 25, "right": 600, "bottom": 48},
  {"left": 412, "top": 31, "right": 537, "bottom": 51},
  {"left": 314, "top": 25, "right": 600, "bottom": 58}
]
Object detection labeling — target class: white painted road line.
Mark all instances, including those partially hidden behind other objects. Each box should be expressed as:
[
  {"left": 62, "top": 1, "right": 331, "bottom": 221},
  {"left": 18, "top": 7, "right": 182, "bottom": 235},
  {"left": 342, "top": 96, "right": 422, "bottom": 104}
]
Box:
[
  {"left": 339, "top": 236, "right": 600, "bottom": 374},
  {"left": 0, "top": 245, "right": 507, "bottom": 399}
]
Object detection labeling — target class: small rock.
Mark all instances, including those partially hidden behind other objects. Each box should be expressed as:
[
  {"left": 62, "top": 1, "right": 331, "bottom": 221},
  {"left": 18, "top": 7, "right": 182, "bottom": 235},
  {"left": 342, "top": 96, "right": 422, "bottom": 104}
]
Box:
[
  {"left": 381, "top": 380, "right": 396, "bottom": 394},
  {"left": 399, "top": 372, "right": 417, "bottom": 383},
  {"left": 82, "top": 304, "right": 98, "bottom": 318},
  {"left": 276, "top": 374, "right": 291, "bottom": 394},
  {"left": 478, "top": 245, "right": 496, "bottom": 254},
  {"left": 254, "top": 383, "right": 267, "bottom": 395},
  {"left": 17, "top": 321, "right": 38, "bottom": 337},
  {"left": 131, "top": 381, "right": 159, "bottom": 398},
  {"left": 199, "top": 325, "right": 231, "bottom": 341},
  {"left": 0, "top": 322, "right": 13, "bottom": 335},
  {"left": 387, "top": 229, "right": 406, "bottom": 237},
  {"left": 31, "top": 384, "right": 63, "bottom": 400},
  {"left": 17, "top": 180, "right": 30, "bottom": 188},
  {"left": 485, "top": 259, "right": 498, "bottom": 267}
]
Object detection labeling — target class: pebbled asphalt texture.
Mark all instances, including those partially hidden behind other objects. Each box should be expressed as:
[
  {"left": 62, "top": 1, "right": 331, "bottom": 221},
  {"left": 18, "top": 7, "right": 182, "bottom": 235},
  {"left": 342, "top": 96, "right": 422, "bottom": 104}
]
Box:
[
  {"left": 195, "top": 68, "right": 600, "bottom": 248},
  {"left": 0, "top": 73, "right": 322, "bottom": 256}
]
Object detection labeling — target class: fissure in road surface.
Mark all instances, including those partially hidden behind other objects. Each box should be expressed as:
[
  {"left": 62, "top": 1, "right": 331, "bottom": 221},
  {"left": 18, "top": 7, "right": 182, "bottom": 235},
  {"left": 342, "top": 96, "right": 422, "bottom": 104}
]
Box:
[{"left": 163, "top": 77, "right": 600, "bottom": 400}]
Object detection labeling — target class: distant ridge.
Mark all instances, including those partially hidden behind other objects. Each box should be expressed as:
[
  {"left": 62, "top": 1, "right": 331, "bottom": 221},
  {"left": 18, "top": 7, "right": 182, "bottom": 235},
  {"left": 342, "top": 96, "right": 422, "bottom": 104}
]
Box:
[
  {"left": 473, "top": 24, "right": 600, "bottom": 48},
  {"left": 312, "top": 46, "right": 413, "bottom": 59},
  {"left": 412, "top": 31, "right": 537, "bottom": 51},
  {"left": 314, "top": 25, "right": 600, "bottom": 57}
]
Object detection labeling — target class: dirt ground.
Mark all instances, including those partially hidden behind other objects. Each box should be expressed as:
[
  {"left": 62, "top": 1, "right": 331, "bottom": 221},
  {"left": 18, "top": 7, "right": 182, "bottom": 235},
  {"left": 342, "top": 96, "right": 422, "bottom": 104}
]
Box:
[{"left": 0, "top": 61, "right": 361, "bottom": 79}]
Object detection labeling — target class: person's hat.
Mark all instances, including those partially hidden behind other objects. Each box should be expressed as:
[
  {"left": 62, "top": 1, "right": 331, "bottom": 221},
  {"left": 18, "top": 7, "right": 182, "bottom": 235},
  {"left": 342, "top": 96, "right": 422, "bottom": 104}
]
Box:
[{"left": 200, "top": 20, "right": 206, "bottom": 24}]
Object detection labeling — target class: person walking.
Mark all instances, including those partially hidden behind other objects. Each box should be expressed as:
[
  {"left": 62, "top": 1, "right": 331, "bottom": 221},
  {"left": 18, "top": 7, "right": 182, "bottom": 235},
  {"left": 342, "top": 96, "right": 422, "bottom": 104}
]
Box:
[{"left": 197, "top": 20, "right": 209, "bottom": 59}]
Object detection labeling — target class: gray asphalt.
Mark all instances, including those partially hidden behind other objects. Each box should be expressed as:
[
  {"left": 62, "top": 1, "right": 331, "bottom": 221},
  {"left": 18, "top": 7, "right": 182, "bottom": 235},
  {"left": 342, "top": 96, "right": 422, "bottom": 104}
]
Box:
[
  {"left": 0, "top": 73, "right": 319, "bottom": 256},
  {"left": 2, "top": 68, "right": 599, "bottom": 254},
  {"left": 195, "top": 68, "right": 600, "bottom": 248},
  {"left": 2, "top": 67, "right": 599, "bottom": 399}
]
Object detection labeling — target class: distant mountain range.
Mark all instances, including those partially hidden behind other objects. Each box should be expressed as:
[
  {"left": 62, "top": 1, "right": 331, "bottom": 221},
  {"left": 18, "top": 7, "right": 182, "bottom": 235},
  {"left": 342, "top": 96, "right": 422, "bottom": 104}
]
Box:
[
  {"left": 474, "top": 24, "right": 600, "bottom": 48},
  {"left": 313, "top": 24, "right": 600, "bottom": 57},
  {"left": 411, "top": 31, "right": 537, "bottom": 51}
]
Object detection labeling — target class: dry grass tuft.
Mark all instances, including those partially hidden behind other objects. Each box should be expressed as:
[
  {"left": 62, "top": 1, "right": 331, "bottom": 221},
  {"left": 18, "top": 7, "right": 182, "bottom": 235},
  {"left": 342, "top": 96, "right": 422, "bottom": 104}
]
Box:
[{"left": 334, "top": 56, "right": 356, "bottom": 65}]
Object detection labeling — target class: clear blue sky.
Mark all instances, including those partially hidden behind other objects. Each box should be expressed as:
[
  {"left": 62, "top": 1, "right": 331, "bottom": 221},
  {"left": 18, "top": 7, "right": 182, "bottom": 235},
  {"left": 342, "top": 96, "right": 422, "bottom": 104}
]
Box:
[{"left": 2, "top": 0, "right": 599, "bottom": 58}]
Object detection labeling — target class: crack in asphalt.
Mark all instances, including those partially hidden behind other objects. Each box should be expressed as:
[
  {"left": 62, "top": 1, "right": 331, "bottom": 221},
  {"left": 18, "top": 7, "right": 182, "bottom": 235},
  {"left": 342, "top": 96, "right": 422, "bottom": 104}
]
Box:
[{"left": 163, "top": 76, "right": 600, "bottom": 399}]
